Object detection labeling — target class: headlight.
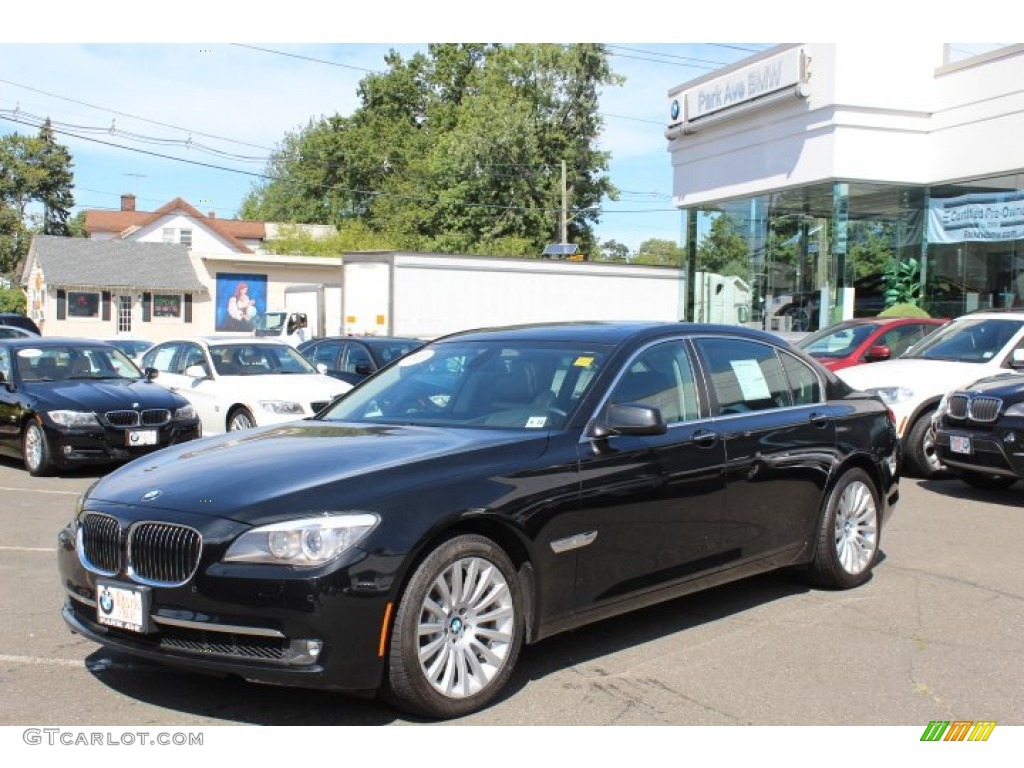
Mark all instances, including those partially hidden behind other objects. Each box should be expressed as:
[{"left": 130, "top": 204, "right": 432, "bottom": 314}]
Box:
[
  {"left": 223, "top": 513, "right": 379, "bottom": 566},
  {"left": 46, "top": 410, "right": 100, "bottom": 428},
  {"left": 258, "top": 400, "right": 305, "bottom": 415},
  {"left": 866, "top": 386, "right": 915, "bottom": 405},
  {"left": 1005, "top": 403, "right": 1024, "bottom": 417},
  {"left": 173, "top": 404, "right": 196, "bottom": 420}
]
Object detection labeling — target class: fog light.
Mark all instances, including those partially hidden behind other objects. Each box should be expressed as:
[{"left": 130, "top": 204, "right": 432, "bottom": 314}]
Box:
[
  {"left": 1004, "top": 432, "right": 1016, "bottom": 445},
  {"left": 63, "top": 446, "right": 74, "bottom": 455},
  {"left": 287, "top": 639, "right": 324, "bottom": 665}
]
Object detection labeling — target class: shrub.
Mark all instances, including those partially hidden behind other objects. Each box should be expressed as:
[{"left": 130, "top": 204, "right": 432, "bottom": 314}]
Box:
[{"left": 878, "top": 302, "right": 931, "bottom": 318}]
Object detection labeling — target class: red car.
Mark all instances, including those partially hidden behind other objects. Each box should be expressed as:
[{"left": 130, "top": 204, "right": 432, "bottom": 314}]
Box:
[{"left": 797, "top": 317, "right": 947, "bottom": 371}]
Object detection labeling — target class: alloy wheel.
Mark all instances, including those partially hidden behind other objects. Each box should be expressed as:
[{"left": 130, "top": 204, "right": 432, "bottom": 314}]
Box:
[{"left": 833, "top": 479, "right": 878, "bottom": 575}]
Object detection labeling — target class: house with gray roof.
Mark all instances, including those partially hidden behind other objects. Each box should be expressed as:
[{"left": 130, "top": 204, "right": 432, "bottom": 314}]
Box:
[{"left": 21, "top": 235, "right": 207, "bottom": 339}]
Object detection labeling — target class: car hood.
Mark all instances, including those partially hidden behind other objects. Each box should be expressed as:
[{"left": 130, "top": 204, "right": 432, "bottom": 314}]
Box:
[
  {"left": 212, "top": 373, "right": 350, "bottom": 400},
  {"left": 951, "top": 371, "right": 1024, "bottom": 397},
  {"left": 87, "top": 420, "right": 551, "bottom": 524},
  {"left": 28, "top": 379, "right": 186, "bottom": 411},
  {"left": 837, "top": 358, "right": 1003, "bottom": 398}
]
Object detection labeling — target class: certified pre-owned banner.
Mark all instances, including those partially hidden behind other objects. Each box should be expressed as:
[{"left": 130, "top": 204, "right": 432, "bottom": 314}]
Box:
[{"left": 929, "top": 190, "right": 1024, "bottom": 244}]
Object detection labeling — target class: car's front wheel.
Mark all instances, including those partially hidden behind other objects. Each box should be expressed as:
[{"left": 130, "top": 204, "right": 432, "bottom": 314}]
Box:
[
  {"left": 23, "top": 421, "right": 54, "bottom": 477},
  {"left": 386, "top": 534, "right": 524, "bottom": 719},
  {"left": 227, "top": 407, "right": 255, "bottom": 432},
  {"left": 809, "top": 467, "right": 880, "bottom": 589},
  {"left": 905, "top": 412, "right": 943, "bottom": 478}
]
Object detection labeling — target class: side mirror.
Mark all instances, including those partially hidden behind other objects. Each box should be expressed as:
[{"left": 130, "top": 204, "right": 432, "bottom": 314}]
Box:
[
  {"left": 354, "top": 363, "right": 374, "bottom": 376},
  {"left": 0, "top": 371, "right": 12, "bottom": 391},
  {"left": 316, "top": 363, "right": 328, "bottom": 375},
  {"left": 588, "top": 403, "right": 668, "bottom": 439},
  {"left": 864, "top": 344, "right": 892, "bottom": 362},
  {"left": 1011, "top": 348, "right": 1024, "bottom": 369},
  {"left": 144, "top": 367, "right": 159, "bottom": 382},
  {"left": 184, "top": 364, "right": 208, "bottom": 379}
]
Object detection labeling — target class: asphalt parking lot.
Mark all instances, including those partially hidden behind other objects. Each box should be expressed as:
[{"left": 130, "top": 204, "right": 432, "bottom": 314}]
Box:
[{"left": 0, "top": 457, "right": 1021, "bottom": 727}]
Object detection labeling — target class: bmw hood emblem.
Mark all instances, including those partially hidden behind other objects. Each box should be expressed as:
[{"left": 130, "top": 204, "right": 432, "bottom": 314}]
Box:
[{"left": 141, "top": 489, "right": 163, "bottom": 502}]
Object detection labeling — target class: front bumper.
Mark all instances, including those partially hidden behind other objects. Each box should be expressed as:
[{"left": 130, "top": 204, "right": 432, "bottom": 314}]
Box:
[
  {"left": 934, "top": 423, "right": 1024, "bottom": 478},
  {"left": 44, "top": 419, "right": 201, "bottom": 467},
  {"left": 57, "top": 513, "right": 393, "bottom": 694}
]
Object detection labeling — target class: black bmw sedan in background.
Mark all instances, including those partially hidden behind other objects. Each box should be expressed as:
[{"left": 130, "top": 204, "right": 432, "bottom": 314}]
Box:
[
  {"left": 58, "top": 322, "right": 899, "bottom": 718},
  {"left": 0, "top": 337, "right": 200, "bottom": 475}
]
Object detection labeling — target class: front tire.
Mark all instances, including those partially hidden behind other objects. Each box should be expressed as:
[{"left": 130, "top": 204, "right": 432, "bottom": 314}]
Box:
[
  {"left": 386, "top": 534, "right": 523, "bottom": 719},
  {"left": 905, "top": 413, "right": 942, "bottom": 478},
  {"left": 23, "top": 422, "right": 54, "bottom": 477},
  {"left": 809, "top": 468, "right": 880, "bottom": 589},
  {"left": 227, "top": 407, "right": 255, "bottom": 432}
]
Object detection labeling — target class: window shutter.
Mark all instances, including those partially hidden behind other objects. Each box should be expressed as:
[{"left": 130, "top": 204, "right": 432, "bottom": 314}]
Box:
[
  {"left": 142, "top": 292, "right": 152, "bottom": 322},
  {"left": 101, "top": 291, "right": 111, "bottom": 321},
  {"left": 184, "top": 293, "right": 193, "bottom": 323},
  {"left": 56, "top": 289, "right": 66, "bottom": 320}
]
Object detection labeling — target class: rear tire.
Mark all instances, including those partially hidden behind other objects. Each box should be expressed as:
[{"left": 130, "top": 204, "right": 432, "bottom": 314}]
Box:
[
  {"left": 809, "top": 468, "right": 880, "bottom": 590},
  {"left": 905, "top": 413, "right": 942, "bottom": 478},
  {"left": 23, "top": 422, "right": 54, "bottom": 477},
  {"left": 386, "top": 534, "right": 523, "bottom": 719}
]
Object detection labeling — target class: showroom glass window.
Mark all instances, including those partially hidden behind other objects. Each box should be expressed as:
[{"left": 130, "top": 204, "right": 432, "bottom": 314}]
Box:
[{"left": 67, "top": 291, "right": 100, "bottom": 318}]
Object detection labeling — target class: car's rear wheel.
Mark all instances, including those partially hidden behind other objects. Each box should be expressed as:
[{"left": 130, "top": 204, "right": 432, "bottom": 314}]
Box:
[
  {"left": 227, "top": 407, "right": 255, "bottom": 432},
  {"left": 23, "top": 422, "right": 53, "bottom": 477},
  {"left": 905, "top": 412, "right": 943, "bottom": 478},
  {"left": 958, "top": 471, "right": 1017, "bottom": 490},
  {"left": 386, "top": 534, "right": 523, "bottom": 719},
  {"left": 809, "top": 468, "right": 880, "bottom": 589}
]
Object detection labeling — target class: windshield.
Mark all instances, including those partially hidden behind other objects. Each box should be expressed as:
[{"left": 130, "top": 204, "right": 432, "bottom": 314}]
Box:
[
  {"left": 255, "top": 312, "right": 288, "bottom": 332},
  {"left": 16, "top": 345, "right": 141, "bottom": 381},
  {"left": 209, "top": 343, "right": 319, "bottom": 376},
  {"left": 902, "top": 318, "right": 1024, "bottom": 362},
  {"left": 320, "top": 339, "right": 612, "bottom": 429},
  {"left": 798, "top": 324, "right": 877, "bottom": 359}
]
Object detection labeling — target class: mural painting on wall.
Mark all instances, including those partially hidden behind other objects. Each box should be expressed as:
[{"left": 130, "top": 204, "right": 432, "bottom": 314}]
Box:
[{"left": 216, "top": 273, "right": 267, "bottom": 332}]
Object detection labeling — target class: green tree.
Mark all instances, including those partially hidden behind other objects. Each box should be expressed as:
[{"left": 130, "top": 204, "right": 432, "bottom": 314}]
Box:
[
  {"left": 595, "top": 239, "right": 631, "bottom": 262},
  {"left": 633, "top": 238, "right": 683, "bottom": 266},
  {"left": 697, "top": 214, "right": 749, "bottom": 278},
  {"left": 0, "top": 286, "right": 27, "bottom": 313},
  {"left": 241, "top": 44, "right": 620, "bottom": 257},
  {"left": 0, "top": 123, "right": 76, "bottom": 273}
]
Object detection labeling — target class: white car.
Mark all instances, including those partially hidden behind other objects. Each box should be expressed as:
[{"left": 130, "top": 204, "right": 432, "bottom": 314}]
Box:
[
  {"left": 837, "top": 311, "right": 1024, "bottom": 477},
  {"left": 139, "top": 337, "right": 351, "bottom": 434}
]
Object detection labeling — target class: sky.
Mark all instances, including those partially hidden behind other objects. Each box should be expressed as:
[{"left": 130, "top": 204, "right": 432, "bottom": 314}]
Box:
[
  {"left": 0, "top": 3, "right": 976, "bottom": 256},
  {"left": 0, "top": 40, "right": 772, "bottom": 254},
  {"left": 2, "top": 0, "right": 961, "bottom": 258}
]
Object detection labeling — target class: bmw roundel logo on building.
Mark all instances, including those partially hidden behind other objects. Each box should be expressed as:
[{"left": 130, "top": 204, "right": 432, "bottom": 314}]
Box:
[{"left": 670, "top": 99, "right": 680, "bottom": 122}]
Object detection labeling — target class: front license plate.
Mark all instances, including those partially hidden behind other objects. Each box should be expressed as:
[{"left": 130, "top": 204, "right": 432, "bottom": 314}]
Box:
[
  {"left": 950, "top": 435, "right": 972, "bottom": 455},
  {"left": 96, "top": 581, "right": 150, "bottom": 633},
  {"left": 126, "top": 429, "right": 158, "bottom": 447}
]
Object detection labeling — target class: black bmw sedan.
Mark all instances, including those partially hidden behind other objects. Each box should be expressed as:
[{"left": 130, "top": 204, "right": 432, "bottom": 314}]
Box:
[
  {"left": 0, "top": 337, "right": 200, "bottom": 475},
  {"left": 58, "top": 322, "right": 899, "bottom": 718}
]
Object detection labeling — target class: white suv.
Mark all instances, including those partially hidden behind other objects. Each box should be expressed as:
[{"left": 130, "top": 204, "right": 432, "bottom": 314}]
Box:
[{"left": 837, "top": 311, "right": 1024, "bottom": 477}]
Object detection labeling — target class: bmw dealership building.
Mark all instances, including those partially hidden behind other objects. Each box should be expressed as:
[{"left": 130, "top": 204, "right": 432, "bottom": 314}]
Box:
[{"left": 666, "top": 43, "right": 1024, "bottom": 330}]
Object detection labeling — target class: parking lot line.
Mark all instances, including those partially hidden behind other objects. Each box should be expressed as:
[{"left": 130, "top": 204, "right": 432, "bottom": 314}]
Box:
[
  {"left": 0, "top": 546, "right": 54, "bottom": 553},
  {"left": 0, "top": 485, "right": 81, "bottom": 496}
]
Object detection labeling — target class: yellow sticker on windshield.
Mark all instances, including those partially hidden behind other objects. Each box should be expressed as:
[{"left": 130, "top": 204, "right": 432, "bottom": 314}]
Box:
[{"left": 574, "top": 356, "right": 594, "bottom": 367}]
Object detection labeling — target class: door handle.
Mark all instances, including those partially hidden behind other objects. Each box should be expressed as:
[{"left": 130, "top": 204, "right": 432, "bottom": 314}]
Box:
[
  {"left": 809, "top": 411, "right": 830, "bottom": 428},
  {"left": 692, "top": 428, "right": 719, "bottom": 448}
]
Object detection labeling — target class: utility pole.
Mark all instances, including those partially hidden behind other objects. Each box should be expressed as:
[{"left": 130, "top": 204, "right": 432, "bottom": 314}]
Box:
[{"left": 560, "top": 160, "right": 568, "bottom": 244}]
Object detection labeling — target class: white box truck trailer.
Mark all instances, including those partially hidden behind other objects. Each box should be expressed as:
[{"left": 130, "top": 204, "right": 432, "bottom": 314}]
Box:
[{"left": 340, "top": 252, "right": 698, "bottom": 339}]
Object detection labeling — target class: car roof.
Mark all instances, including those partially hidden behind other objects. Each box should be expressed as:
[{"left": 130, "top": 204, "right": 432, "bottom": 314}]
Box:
[
  {"left": 303, "top": 336, "right": 422, "bottom": 345},
  {"left": 156, "top": 336, "right": 291, "bottom": 346},
  {"left": 432, "top": 321, "right": 786, "bottom": 346},
  {"left": 0, "top": 337, "right": 117, "bottom": 348}
]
